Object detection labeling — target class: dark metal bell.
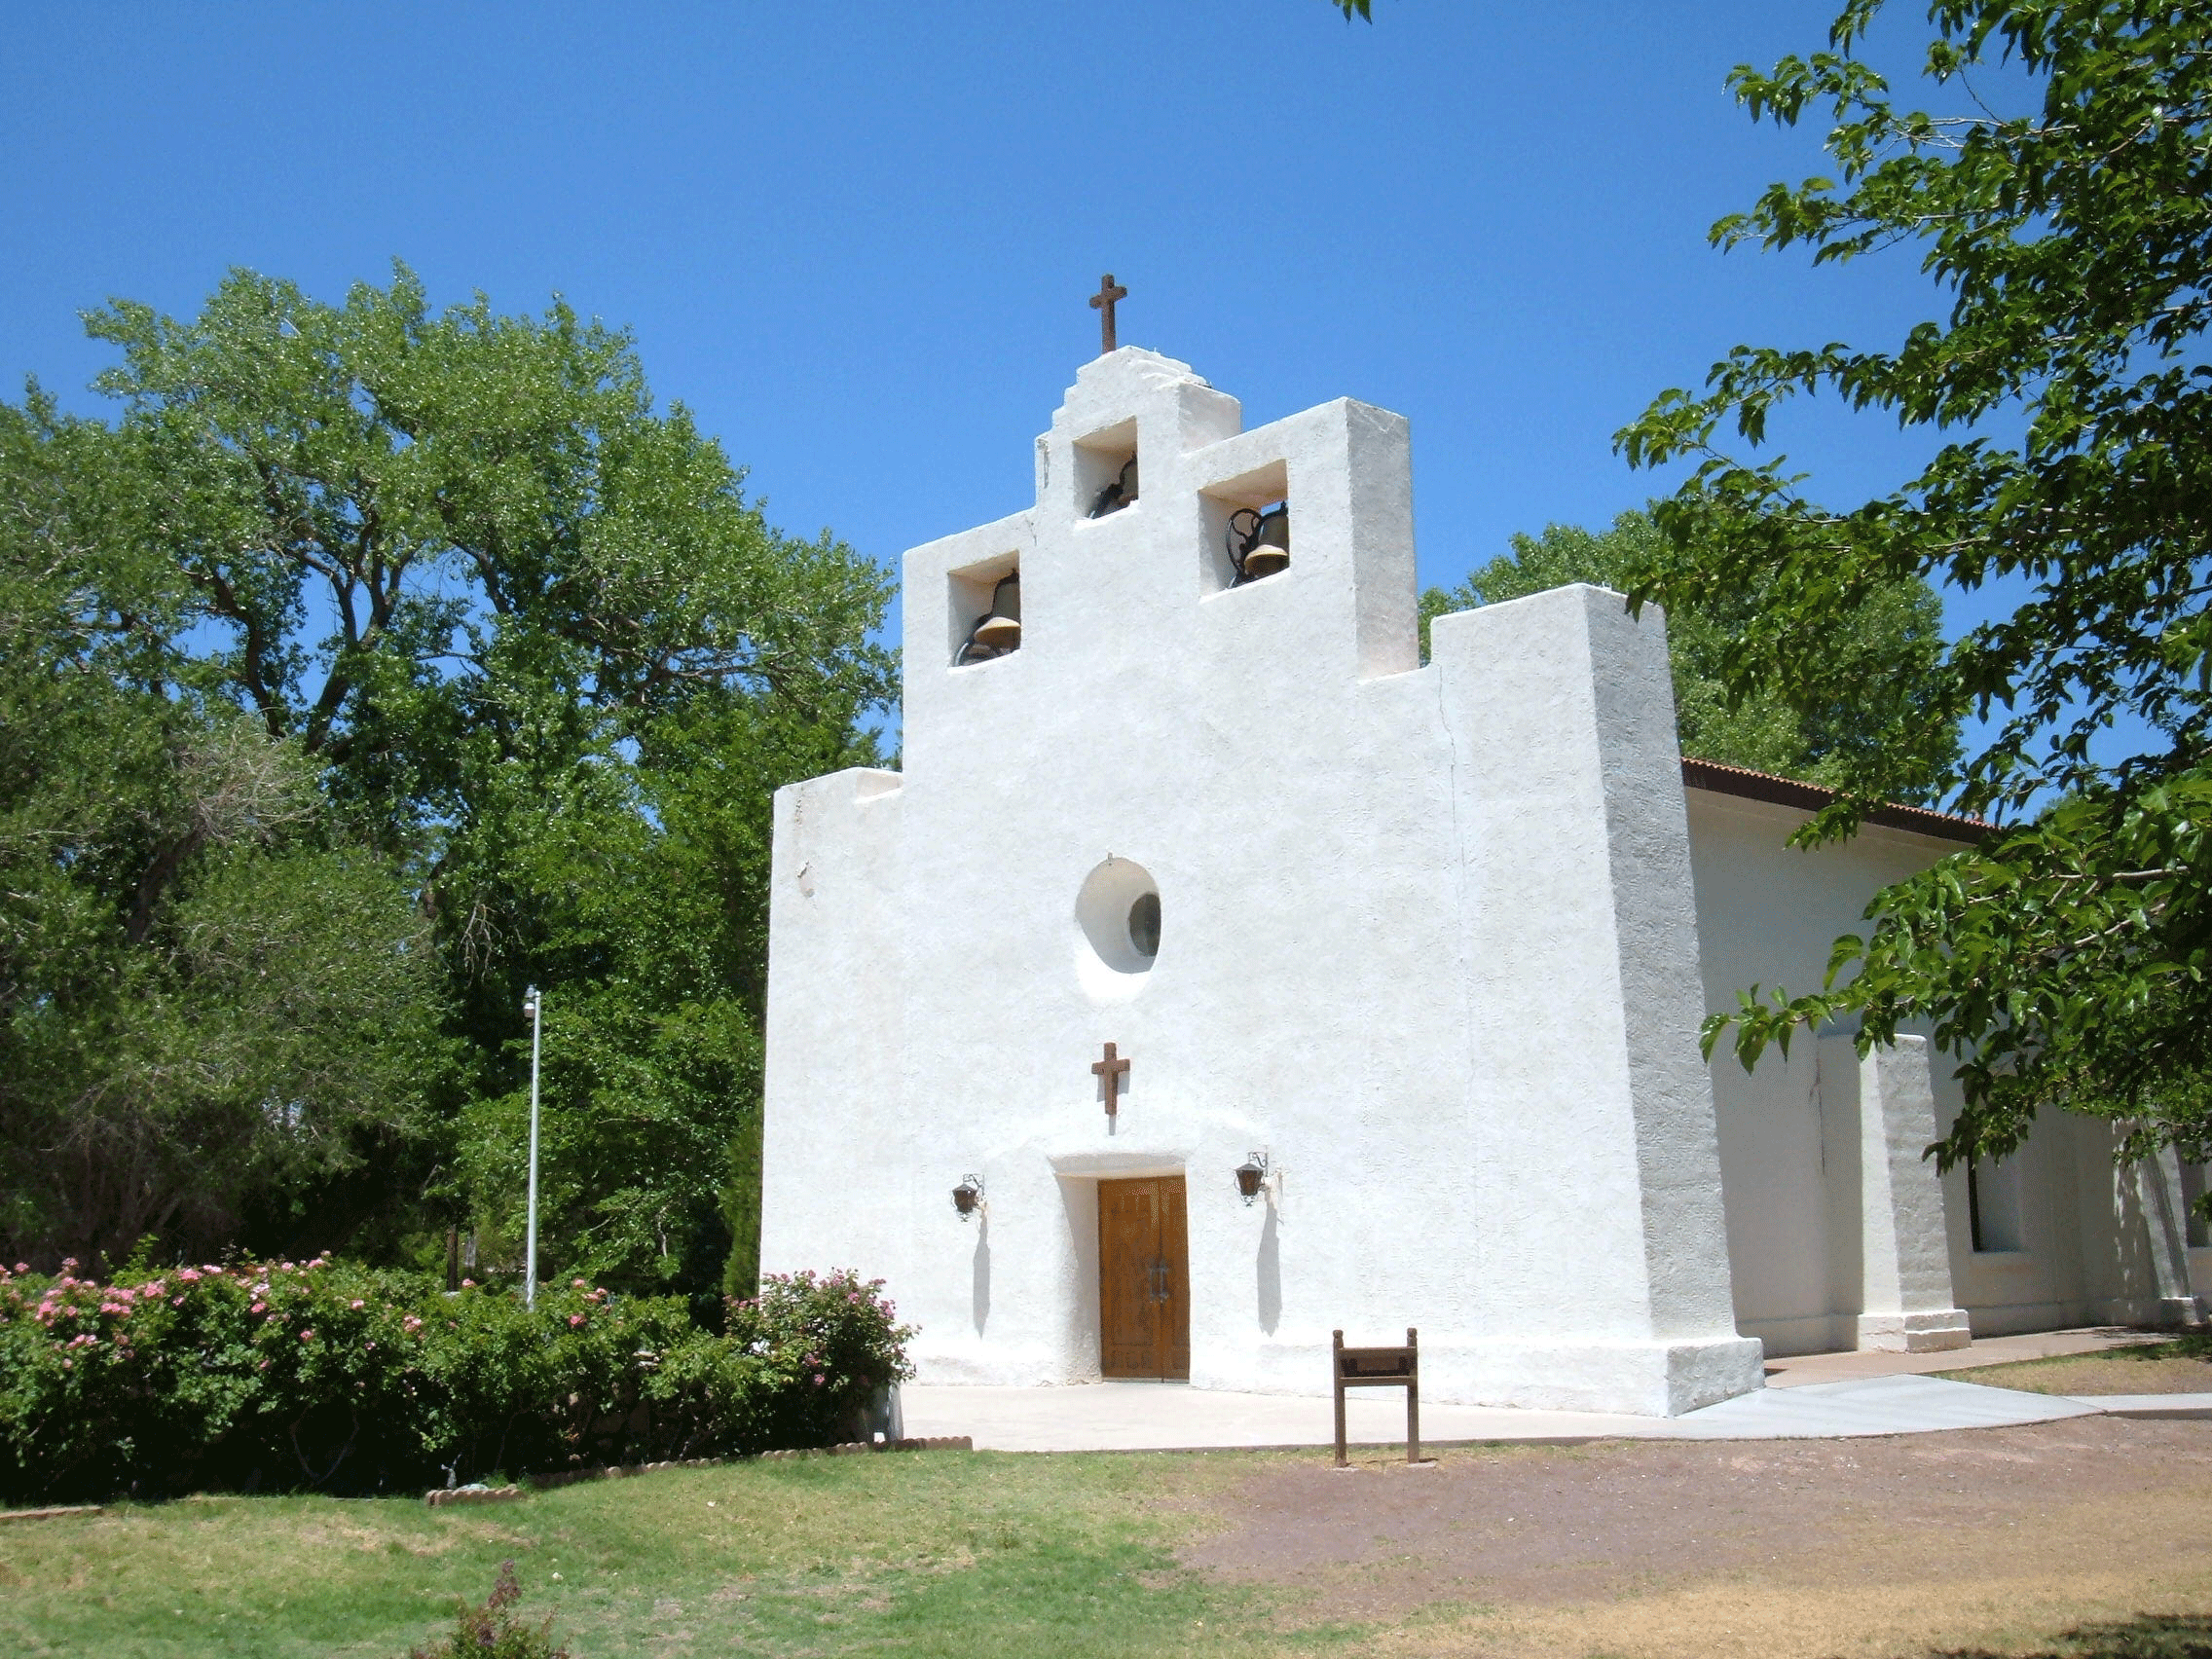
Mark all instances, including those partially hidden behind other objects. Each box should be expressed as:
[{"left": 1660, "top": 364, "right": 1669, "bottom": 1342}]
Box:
[
  {"left": 1088, "top": 455, "right": 1139, "bottom": 518},
  {"left": 1230, "top": 504, "right": 1290, "bottom": 582},
  {"left": 971, "top": 572, "right": 1021, "bottom": 651}
]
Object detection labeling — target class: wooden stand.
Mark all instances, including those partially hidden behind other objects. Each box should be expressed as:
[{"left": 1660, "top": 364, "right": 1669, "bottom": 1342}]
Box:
[{"left": 1332, "top": 1327, "right": 1426, "bottom": 1466}]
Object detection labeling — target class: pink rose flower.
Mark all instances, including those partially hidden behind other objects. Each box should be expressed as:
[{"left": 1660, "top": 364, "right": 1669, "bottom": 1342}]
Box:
[
  {"left": 251, "top": 1303, "right": 266, "bottom": 1314},
  {"left": 813, "top": 1374, "right": 826, "bottom": 1385},
  {"left": 300, "top": 1330, "right": 314, "bottom": 1342},
  {"left": 571, "top": 1278, "right": 586, "bottom": 1288},
  {"left": 350, "top": 1300, "right": 364, "bottom": 1309},
  {"left": 569, "top": 1314, "right": 585, "bottom": 1327}
]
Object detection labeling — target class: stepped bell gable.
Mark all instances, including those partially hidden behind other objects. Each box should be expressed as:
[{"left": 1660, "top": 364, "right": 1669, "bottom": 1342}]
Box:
[{"left": 760, "top": 343, "right": 1765, "bottom": 1417}]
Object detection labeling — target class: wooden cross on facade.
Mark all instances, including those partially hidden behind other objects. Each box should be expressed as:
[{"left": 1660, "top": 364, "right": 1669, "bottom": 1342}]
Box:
[
  {"left": 1091, "top": 1041, "right": 1130, "bottom": 1118},
  {"left": 1088, "top": 274, "right": 1127, "bottom": 355}
]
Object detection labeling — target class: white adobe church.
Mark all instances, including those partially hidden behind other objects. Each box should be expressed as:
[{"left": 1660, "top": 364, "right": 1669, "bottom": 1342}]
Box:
[{"left": 759, "top": 340, "right": 2207, "bottom": 1418}]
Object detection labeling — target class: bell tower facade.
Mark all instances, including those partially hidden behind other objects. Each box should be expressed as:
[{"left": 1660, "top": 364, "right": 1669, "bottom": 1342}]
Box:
[{"left": 760, "top": 347, "right": 1763, "bottom": 1417}]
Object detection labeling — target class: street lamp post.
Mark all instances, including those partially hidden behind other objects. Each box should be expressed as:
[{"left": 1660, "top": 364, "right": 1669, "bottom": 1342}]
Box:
[{"left": 524, "top": 984, "right": 542, "bottom": 1309}]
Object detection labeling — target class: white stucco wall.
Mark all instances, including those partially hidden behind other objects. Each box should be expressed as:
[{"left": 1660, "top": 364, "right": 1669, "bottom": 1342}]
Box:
[
  {"left": 760, "top": 348, "right": 1760, "bottom": 1416},
  {"left": 1682, "top": 786, "right": 2203, "bottom": 1348}
]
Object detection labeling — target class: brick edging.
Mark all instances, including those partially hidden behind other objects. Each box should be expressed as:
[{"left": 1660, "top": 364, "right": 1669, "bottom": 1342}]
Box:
[{"left": 0, "top": 1503, "right": 105, "bottom": 1524}]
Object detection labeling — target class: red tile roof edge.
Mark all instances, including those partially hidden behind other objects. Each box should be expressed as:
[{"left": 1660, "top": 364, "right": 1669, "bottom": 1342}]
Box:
[{"left": 1679, "top": 756, "right": 1990, "bottom": 845}]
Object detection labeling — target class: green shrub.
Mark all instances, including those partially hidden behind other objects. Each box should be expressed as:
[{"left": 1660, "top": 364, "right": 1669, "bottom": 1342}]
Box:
[
  {"left": 408, "top": 1562, "right": 569, "bottom": 1659},
  {"left": 0, "top": 1258, "right": 911, "bottom": 1502}
]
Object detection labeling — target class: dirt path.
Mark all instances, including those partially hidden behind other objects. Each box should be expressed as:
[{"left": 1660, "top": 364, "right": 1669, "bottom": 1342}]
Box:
[{"left": 1185, "top": 1418, "right": 2212, "bottom": 1658}]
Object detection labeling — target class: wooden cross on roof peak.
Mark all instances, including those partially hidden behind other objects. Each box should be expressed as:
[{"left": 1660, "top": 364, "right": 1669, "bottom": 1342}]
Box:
[{"left": 1088, "top": 274, "right": 1127, "bottom": 355}]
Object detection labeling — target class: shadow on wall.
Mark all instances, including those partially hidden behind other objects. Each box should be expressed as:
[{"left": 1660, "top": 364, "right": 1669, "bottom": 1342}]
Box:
[
  {"left": 973, "top": 1218, "right": 991, "bottom": 1336},
  {"left": 1258, "top": 1206, "right": 1282, "bottom": 1335}
]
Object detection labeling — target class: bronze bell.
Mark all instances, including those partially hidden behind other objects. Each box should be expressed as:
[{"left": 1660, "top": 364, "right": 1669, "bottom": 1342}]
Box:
[
  {"left": 1088, "top": 455, "right": 1139, "bottom": 518},
  {"left": 971, "top": 572, "right": 1021, "bottom": 651},
  {"left": 1231, "top": 504, "right": 1290, "bottom": 581}
]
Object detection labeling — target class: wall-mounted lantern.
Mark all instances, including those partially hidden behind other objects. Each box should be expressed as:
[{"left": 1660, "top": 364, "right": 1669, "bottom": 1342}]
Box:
[
  {"left": 952, "top": 1174, "right": 984, "bottom": 1221},
  {"left": 1234, "top": 1152, "right": 1270, "bottom": 1206}
]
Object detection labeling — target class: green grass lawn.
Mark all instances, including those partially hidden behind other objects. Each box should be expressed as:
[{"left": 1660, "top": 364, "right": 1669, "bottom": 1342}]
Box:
[
  {"left": 0, "top": 1451, "right": 1344, "bottom": 1659},
  {"left": 1937, "top": 1334, "right": 2212, "bottom": 1397},
  {"left": 13, "top": 1431, "right": 2212, "bottom": 1659}
]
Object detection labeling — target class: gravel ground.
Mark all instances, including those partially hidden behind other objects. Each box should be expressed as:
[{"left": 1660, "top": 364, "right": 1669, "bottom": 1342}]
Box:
[{"left": 1182, "top": 1417, "right": 2212, "bottom": 1658}]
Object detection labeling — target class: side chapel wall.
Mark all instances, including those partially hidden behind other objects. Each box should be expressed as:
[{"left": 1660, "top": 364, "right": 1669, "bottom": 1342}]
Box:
[{"left": 1683, "top": 788, "right": 2204, "bottom": 1348}]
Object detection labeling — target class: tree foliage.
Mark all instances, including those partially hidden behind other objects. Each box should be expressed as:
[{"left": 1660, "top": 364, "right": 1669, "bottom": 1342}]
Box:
[
  {"left": 1419, "top": 510, "right": 1957, "bottom": 794},
  {"left": 0, "top": 265, "right": 895, "bottom": 1290},
  {"left": 0, "top": 395, "right": 446, "bottom": 1270},
  {"left": 1614, "top": 1, "right": 2212, "bottom": 1169}
]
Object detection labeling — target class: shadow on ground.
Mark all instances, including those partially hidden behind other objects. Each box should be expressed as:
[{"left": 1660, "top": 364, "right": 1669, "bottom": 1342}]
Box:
[{"left": 1937, "top": 1613, "right": 2212, "bottom": 1659}]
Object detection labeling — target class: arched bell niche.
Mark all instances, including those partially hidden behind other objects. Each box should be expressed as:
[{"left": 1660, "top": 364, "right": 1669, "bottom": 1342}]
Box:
[{"left": 1075, "top": 857, "right": 1160, "bottom": 1002}]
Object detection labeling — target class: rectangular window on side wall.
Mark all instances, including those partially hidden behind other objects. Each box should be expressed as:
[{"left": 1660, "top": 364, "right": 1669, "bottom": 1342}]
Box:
[{"left": 1969, "top": 1157, "right": 2025, "bottom": 1253}]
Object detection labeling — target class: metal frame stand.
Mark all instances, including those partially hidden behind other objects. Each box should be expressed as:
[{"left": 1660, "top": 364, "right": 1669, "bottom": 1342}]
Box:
[{"left": 1332, "top": 1327, "right": 1429, "bottom": 1466}]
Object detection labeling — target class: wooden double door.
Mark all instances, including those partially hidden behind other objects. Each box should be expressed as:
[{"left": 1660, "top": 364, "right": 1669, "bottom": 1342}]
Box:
[{"left": 1098, "top": 1175, "right": 1190, "bottom": 1380}]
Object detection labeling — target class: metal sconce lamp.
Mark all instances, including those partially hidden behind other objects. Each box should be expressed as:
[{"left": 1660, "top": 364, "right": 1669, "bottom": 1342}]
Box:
[
  {"left": 1234, "top": 1151, "right": 1270, "bottom": 1206},
  {"left": 951, "top": 1174, "right": 984, "bottom": 1221}
]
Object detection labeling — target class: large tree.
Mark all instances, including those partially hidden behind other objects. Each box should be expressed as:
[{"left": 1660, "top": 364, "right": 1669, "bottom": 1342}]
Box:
[
  {"left": 0, "top": 266, "right": 895, "bottom": 1291},
  {"left": 1611, "top": 2, "right": 2212, "bottom": 1172},
  {"left": 1419, "top": 509, "right": 1957, "bottom": 796},
  {"left": 0, "top": 394, "right": 448, "bottom": 1270}
]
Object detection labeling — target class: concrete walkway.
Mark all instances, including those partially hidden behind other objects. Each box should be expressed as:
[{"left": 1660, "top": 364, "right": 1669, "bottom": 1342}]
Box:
[
  {"left": 900, "top": 1331, "right": 2212, "bottom": 1452},
  {"left": 1761, "top": 1325, "right": 2165, "bottom": 1386}
]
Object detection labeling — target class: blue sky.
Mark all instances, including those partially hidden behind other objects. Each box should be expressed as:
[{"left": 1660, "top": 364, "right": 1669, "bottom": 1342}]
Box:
[{"left": 3, "top": 1, "right": 2012, "bottom": 728}]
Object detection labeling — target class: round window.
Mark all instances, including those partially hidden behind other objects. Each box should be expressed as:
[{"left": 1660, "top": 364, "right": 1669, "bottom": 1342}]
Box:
[
  {"left": 1126, "top": 891, "right": 1161, "bottom": 958},
  {"left": 1075, "top": 858, "right": 1161, "bottom": 999}
]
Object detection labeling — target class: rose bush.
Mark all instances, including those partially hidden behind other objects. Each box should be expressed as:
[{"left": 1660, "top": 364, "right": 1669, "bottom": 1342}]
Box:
[{"left": 0, "top": 1259, "right": 911, "bottom": 1502}]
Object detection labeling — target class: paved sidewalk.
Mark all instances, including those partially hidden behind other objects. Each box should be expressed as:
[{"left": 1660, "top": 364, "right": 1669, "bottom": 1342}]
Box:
[
  {"left": 1762, "top": 1325, "right": 2165, "bottom": 1386},
  {"left": 899, "top": 1372, "right": 2212, "bottom": 1453}
]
